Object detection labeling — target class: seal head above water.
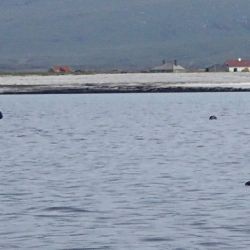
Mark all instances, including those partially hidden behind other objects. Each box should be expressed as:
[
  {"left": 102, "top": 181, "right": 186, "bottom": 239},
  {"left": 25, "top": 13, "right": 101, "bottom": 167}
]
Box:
[{"left": 209, "top": 115, "right": 217, "bottom": 120}]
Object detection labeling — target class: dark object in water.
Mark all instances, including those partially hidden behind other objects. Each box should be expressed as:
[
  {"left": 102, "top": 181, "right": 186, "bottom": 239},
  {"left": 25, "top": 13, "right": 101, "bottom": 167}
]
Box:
[
  {"left": 0, "top": 112, "right": 3, "bottom": 119},
  {"left": 245, "top": 181, "right": 250, "bottom": 186},
  {"left": 209, "top": 115, "right": 217, "bottom": 120}
]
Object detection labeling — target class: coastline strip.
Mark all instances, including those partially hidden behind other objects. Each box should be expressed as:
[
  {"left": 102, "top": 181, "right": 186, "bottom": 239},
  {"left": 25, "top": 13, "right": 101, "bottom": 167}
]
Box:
[{"left": 1, "top": 72, "right": 250, "bottom": 94}]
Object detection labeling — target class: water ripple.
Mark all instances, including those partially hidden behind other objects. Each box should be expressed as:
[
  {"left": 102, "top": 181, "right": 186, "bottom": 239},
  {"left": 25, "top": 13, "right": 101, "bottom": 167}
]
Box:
[{"left": 42, "top": 206, "right": 94, "bottom": 213}]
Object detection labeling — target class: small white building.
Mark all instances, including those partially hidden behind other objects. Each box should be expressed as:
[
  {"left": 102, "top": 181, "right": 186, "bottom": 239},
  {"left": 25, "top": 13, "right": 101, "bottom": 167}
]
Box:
[{"left": 225, "top": 58, "right": 250, "bottom": 72}]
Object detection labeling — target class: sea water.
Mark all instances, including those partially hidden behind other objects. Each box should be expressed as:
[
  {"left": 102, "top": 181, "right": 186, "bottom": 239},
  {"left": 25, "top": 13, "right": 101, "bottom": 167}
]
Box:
[{"left": 1, "top": 93, "right": 250, "bottom": 249}]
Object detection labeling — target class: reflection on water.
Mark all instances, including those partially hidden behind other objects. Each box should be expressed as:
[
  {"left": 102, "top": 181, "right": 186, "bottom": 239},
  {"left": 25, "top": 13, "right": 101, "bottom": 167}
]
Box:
[{"left": 1, "top": 93, "right": 250, "bottom": 249}]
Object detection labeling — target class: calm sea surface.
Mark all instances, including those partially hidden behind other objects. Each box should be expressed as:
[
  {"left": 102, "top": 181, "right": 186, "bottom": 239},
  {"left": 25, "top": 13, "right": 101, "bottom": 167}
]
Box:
[{"left": 1, "top": 93, "right": 250, "bottom": 250}]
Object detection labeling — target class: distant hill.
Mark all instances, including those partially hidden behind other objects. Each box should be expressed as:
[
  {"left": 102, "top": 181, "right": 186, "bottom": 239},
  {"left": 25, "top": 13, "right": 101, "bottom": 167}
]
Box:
[{"left": 0, "top": 0, "right": 250, "bottom": 70}]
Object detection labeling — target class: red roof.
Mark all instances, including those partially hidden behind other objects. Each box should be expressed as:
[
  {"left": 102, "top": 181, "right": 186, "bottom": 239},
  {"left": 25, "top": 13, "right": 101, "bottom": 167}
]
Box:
[
  {"left": 51, "top": 65, "right": 73, "bottom": 73},
  {"left": 225, "top": 59, "right": 250, "bottom": 67}
]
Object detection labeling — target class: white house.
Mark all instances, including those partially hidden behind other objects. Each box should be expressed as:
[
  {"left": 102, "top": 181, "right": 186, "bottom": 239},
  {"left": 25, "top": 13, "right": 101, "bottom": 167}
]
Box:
[{"left": 225, "top": 58, "right": 250, "bottom": 72}]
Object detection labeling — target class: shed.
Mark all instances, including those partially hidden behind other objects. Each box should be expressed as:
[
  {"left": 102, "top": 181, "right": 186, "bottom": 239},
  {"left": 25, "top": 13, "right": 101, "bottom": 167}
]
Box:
[{"left": 205, "top": 64, "right": 228, "bottom": 72}]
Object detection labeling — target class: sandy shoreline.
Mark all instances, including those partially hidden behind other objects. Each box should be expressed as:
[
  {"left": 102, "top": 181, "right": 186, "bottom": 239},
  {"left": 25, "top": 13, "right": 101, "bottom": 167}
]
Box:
[{"left": 1, "top": 72, "right": 250, "bottom": 94}]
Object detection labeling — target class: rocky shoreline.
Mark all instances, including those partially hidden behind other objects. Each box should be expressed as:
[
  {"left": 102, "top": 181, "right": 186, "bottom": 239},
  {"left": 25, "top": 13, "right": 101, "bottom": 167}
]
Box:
[{"left": 1, "top": 85, "right": 250, "bottom": 95}]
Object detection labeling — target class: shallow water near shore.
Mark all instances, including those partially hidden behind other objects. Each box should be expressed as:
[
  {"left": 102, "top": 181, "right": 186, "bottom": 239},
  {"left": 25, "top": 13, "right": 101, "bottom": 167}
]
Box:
[{"left": 1, "top": 92, "right": 250, "bottom": 249}]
